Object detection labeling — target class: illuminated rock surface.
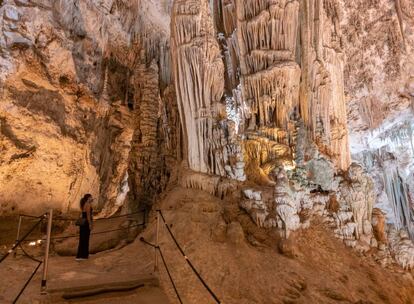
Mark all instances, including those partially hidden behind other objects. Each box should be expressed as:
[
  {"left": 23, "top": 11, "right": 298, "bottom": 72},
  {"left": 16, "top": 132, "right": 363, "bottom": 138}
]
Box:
[{"left": 1, "top": 0, "right": 414, "bottom": 302}]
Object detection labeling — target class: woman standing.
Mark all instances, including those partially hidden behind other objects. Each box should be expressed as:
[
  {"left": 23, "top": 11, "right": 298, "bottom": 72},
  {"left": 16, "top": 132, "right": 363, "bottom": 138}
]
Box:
[{"left": 76, "top": 194, "right": 93, "bottom": 260}]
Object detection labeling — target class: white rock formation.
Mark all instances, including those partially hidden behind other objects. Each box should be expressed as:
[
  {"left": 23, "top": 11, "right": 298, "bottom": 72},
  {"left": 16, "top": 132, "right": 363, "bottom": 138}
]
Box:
[
  {"left": 338, "top": 163, "right": 374, "bottom": 240},
  {"left": 0, "top": 0, "right": 413, "bottom": 273},
  {"left": 171, "top": 0, "right": 243, "bottom": 180},
  {"left": 389, "top": 229, "right": 414, "bottom": 270},
  {"left": 273, "top": 168, "right": 300, "bottom": 238},
  {"left": 240, "top": 189, "right": 268, "bottom": 228}
]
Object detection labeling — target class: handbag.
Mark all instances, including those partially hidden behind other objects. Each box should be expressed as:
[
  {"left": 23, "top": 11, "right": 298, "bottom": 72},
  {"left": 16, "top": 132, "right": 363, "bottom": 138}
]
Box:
[{"left": 75, "top": 217, "right": 87, "bottom": 227}]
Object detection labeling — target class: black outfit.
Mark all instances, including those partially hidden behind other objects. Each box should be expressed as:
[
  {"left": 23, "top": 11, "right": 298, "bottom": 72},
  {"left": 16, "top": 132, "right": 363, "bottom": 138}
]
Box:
[{"left": 76, "top": 209, "right": 92, "bottom": 259}]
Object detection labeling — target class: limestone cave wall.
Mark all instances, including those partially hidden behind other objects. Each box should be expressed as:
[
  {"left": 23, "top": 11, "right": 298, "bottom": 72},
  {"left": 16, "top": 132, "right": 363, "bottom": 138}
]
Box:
[
  {"left": 343, "top": 0, "right": 414, "bottom": 242},
  {"left": 0, "top": 0, "right": 414, "bottom": 270},
  {"left": 0, "top": 0, "right": 179, "bottom": 216}
]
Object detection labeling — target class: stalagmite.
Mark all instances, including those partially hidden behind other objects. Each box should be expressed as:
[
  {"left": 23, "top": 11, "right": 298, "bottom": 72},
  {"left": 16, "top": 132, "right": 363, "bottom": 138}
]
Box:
[
  {"left": 389, "top": 229, "right": 414, "bottom": 270},
  {"left": 240, "top": 189, "right": 269, "bottom": 228},
  {"left": 128, "top": 61, "right": 166, "bottom": 208},
  {"left": 372, "top": 208, "right": 388, "bottom": 245},
  {"left": 338, "top": 163, "right": 374, "bottom": 240},
  {"left": 274, "top": 167, "right": 300, "bottom": 238}
]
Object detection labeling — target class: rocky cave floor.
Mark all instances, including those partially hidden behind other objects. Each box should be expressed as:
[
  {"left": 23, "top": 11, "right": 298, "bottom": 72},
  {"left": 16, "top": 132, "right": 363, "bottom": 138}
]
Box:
[{"left": 1, "top": 186, "right": 414, "bottom": 304}]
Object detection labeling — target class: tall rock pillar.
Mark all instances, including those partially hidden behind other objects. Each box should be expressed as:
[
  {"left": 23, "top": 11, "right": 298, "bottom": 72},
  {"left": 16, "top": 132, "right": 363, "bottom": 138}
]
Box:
[
  {"left": 171, "top": 0, "right": 231, "bottom": 176},
  {"left": 299, "top": 0, "right": 350, "bottom": 170}
]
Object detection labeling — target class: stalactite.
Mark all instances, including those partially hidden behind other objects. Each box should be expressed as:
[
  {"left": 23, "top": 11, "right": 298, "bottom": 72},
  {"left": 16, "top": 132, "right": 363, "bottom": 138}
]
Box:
[
  {"left": 235, "top": 0, "right": 300, "bottom": 131},
  {"left": 383, "top": 158, "right": 414, "bottom": 239},
  {"left": 101, "top": 0, "right": 173, "bottom": 86},
  {"left": 395, "top": 0, "right": 406, "bottom": 44},
  {"left": 100, "top": 64, "right": 110, "bottom": 106},
  {"left": 353, "top": 145, "right": 414, "bottom": 245},
  {"left": 299, "top": 0, "right": 350, "bottom": 170},
  {"left": 171, "top": 0, "right": 244, "bottom": 179},
  {"left": 180, "top": 169, "right": 240, "bottom": 198}
]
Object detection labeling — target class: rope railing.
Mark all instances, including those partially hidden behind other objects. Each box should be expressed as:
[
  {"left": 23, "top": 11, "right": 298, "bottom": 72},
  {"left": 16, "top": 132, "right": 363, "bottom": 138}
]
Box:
[
  {"left": 53, "top": 210, "right": 146, "bottom": 222},
  {"left": 156, "top": 209, "right": 221, "bottom": 304},
  {"left": 12, "top": 261, "right": 42, "bottom": 304},
  {"left": 0, "top": 216, "right": 45, "bottom": 264},
  {"left": 18, "top": 214, "right": 45, "bottom": 219},
  {"left": 17, "top": 243, "right": 43, "bottom": 263},
  {"left": 49, "top": 222, "right": 145, "bottom": 241},
  {"left": 0, "top": 215, "right": 46, "bottom": 303},
  {"left": 140, "top": 210, "right": 221, "bottom": 304},
  {"left": 140, "top": 237, "right": 183, "bottom": 304},
  {"left": 8, "top": 210, "right": 147, "bottom": 252},
  {"left": 21, "top": 221, "right": 146, "bottom": 243},
  {"left": 0, "top": 209, "right": 148, "bottom": 303}
]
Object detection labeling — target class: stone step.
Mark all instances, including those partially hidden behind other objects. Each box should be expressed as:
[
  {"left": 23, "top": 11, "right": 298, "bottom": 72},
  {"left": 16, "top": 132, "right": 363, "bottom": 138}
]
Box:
[{"left": 48, "top": 274, "right": 159, "bottom": 299}]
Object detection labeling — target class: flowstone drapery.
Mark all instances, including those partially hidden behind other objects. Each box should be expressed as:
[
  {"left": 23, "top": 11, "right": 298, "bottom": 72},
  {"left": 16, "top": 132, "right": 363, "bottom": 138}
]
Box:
[
  {"left": 300, "top": 0, "right": 350, "bottom": 171},
  {"left": 208, "top": 0, "right": 351, "bottom": 187},
  {"left": 1, "top": 0, "right": 414, "bottom": 275},
  {"left": 171, "top": 0, "right": 245, "bottom": 179}
]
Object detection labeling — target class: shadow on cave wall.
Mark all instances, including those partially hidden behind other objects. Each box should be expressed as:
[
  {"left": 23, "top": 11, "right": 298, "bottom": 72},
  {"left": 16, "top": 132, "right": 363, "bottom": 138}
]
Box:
[{"left": 90, "top": 58, "right": 135, "bottom": 211}]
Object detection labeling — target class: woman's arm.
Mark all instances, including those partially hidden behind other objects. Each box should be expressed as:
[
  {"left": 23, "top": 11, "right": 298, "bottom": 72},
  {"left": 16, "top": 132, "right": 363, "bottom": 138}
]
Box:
[{"left": 86, "top": 203, "right": 93, "bottom": 230}]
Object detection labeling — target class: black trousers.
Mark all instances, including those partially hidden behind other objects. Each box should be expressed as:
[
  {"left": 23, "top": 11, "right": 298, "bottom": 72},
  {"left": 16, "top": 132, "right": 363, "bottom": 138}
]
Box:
[{"left": 76, "top": 224, "right": 90, "bottom": 258}]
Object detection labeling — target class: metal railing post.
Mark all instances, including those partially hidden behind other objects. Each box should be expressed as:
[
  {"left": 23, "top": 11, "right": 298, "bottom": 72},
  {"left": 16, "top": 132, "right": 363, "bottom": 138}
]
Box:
[
  {"left": 14, "top": 216, "right": 22, "bottom": 258},
  {"left": 155, "top": 212, "right": 160, "bottom": 272},
  {"left": 41, "top": 209, "right": 53, "bottom": 294}
]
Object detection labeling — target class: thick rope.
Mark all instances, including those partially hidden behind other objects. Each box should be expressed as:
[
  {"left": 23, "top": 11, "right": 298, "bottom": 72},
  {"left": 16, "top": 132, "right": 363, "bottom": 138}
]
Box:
[{"left": 157, "top": 210, "right": 221, "bottom": 304}]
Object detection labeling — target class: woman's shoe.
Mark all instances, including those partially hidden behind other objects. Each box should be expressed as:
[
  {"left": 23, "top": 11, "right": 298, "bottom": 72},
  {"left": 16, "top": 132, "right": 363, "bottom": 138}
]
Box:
[{"left": 75, "top": 257, "right": 87, "bottom": 261}]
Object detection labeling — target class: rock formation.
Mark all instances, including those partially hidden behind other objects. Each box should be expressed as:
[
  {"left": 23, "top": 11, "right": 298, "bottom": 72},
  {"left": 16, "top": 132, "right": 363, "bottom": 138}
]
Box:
[
  {"left": 240, "top": 189, "right": 268, "bottom": 228},
  {"left": 0, "top": 0, "right": 414, "bottom": 272},
  {"left": 338, "top": 163, "right": 375, "bottom": 241},
  {"left": 171, "top": 0, "right": 243, "bottom": 179},
  {"left": 273, "top": 168, "right": 300, "bottom": 238},
  {"left": 300, "top": 0, "right": 350, "bottom": 170},
  {"left": 0, "top": 0, "right": 178, "bottom": 215}
]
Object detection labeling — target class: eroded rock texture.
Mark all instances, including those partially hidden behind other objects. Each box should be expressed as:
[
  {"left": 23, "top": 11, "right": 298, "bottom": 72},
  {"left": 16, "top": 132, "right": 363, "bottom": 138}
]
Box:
[
  {"left": 0, "top": 0, "right": 178, "bottom": 215},
  {"left": 209, "top": 0, "right": 351, "bottom": 188},
  {"left": 1, "top": 0, "right": 414, "bottom": 271},
  {"left": 341, "top": 0, "right": 414, "bottom": 266},
  {"left": 300, "top": 0, "right": 350, "bottom": 171},
  {"left": 171, "top": 0, "right": 243, "bottom": 179},
  {"left": 128, "top": 60, "right": 175, "bottom": 213}
]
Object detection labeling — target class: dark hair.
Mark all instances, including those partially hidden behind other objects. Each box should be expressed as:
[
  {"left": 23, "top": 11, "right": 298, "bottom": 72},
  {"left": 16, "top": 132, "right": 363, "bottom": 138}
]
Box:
[{"left": 80, "top": 194, "right": 92, "bottom": 209}]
